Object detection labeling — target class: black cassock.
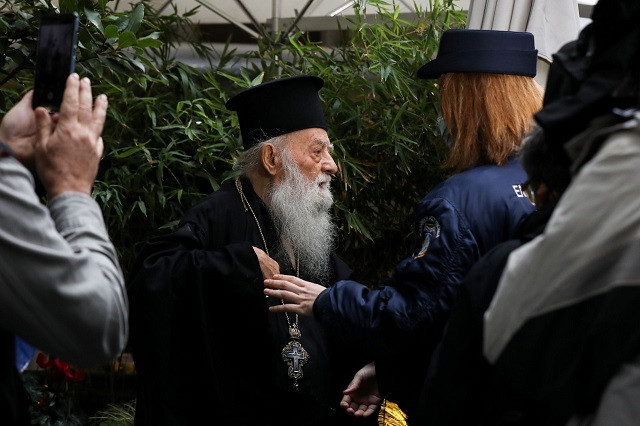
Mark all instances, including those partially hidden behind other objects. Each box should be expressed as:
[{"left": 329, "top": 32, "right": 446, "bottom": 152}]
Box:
[{"left": 127, "top": 177, "right": 375, "bottom": 426}]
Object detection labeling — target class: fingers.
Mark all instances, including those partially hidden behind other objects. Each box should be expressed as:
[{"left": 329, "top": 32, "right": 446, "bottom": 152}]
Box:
[
  {"left": 34, "top": 107, "right": 53, "bottom": 149},
  {"left": 264, "top": 275, "right": 306, "bottom": 292},
  {"left": 57, "top": 74, "right": 107, "bottom": 137},
  {"left": 267, "top": 299, "right": 302, "bottom": 315},
  {"left": 353, "top": 403, "right": 368, "bottom": 416},
  {"left": 264, "top": 277, "right": 296, "bottom": 292},
  {"left": 96, "top": 136, "right": 104, "bottom": 158},
  {"left": 264, "top": 275, "right": 319, "bottom": 317},
  {"left": 264, "top": 277, "right": 297, "bottom": 301},
  {"left": 263, "top": 286, "right": 298, "bottom": 304},
  {"left": 57, "top": 74, "right": 108, "bottom": 156},
  {"left": 342, "top": 401, "right": 372, "bottom": 417},
  {"left": 20, "top": 90, "right": 34, "bottom": 107},
  {"left": 273, "top": 274, "right": 305, "bottom": 285},
  {"left": 352, "top": 403, "right": 375, "bottom": 417},
  {"left": 361, "top": 405, "right": 377, "bottom": 417},
  {"left": 58, "top": 73, "right": 80, "bottom": 120},
  {"left": 340, "top": 395, "right": 352, "bottom": 409},
  {"left": 77, "top": 77, "right": 93, "bottom": 124},
  {"left": 343, "top": 377, "right": 361, "bottom": 394},
  {"left": 91, "top": 93, "right": 108, "bottom": 138}
]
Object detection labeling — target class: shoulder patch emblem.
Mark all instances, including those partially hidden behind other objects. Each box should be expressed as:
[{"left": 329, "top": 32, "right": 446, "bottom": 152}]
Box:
[{"left": 414, "top": 216, "right": 441, "bottom": 259}]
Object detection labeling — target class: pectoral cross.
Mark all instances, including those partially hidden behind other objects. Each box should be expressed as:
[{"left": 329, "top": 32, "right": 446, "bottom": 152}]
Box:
[{"left": 282, "top": 340, "right": 309, "bottom": 388}]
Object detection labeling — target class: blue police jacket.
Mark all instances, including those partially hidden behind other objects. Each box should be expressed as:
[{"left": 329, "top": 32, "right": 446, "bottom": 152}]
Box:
[{"left": 313, "top": 157, "right": 534, "bottom": 414}]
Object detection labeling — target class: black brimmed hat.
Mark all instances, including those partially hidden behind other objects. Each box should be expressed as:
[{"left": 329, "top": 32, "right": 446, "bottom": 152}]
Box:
[
  {"left": 417, "top": 29, "right": 538, "bottom": 79},
  {"left": 226, "top": 75, "right": 327, "bottom": 149}
]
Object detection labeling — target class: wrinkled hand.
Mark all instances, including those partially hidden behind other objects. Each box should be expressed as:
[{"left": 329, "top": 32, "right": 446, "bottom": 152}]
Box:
[
  {"left": 253, "top": 247, "right": 279, "bottom": 279},
  {"left": 340, "top": 362, "right": 381, "bottom": 418},
  {"left": 0, "top": 91, "right": 37, "bottom": 167},
  {"left": 34, "top": 74, "right": 108, "bottom": 198},
  {"left": 263, "top": 274, "right": 325, "bottom": 317}
]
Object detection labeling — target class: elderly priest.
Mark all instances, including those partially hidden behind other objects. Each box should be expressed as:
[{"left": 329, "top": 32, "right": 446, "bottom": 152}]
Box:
[{"left": 127, "top": 75, "right": 376, "bottom": 426}]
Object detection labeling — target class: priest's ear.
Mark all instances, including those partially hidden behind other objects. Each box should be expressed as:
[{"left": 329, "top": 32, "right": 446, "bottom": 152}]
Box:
[{"left": 260, "top": 143, "right": 283, "bottom": 177}]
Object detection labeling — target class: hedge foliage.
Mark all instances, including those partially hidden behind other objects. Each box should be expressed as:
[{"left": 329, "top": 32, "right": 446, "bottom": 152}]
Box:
[{"left": 0, "top": 0, "right": 466, "bottom": 284}]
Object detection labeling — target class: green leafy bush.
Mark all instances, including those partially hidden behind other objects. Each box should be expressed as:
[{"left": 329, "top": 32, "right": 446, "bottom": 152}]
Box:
[{"left": 0, "top": 0, "right": 465, "bottom": 282}]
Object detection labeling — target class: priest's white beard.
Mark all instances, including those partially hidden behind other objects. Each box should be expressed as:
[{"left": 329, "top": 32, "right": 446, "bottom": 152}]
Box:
[{"left": 265, "top": 152, "right": 336, "bottom": 283}]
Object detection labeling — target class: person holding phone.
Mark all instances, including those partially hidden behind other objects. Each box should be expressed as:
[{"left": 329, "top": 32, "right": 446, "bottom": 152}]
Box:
[{"left": 0, "top": 74, "right": 128, "bottom": 424}]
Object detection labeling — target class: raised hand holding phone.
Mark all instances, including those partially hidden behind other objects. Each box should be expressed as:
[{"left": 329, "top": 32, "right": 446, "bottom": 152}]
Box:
[{"left": 34, "top": 74, "right": 108, "bottom": 198}]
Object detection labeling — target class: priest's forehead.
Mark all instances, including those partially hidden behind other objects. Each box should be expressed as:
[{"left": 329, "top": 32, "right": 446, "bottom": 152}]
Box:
[{"left": 287, "top": 128, "right": 333, "bottom": 151}]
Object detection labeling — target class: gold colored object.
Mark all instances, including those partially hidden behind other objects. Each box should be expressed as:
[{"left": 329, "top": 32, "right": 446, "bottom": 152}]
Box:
[{"left": 378, "top": 400, "right": 408, "bottom": 426}]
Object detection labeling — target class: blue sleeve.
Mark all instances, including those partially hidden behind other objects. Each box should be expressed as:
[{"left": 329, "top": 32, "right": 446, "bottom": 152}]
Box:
[
  {"left": 314, "top": 195, "right": 478, "bottom": 357},
  {"left": 314, "top": 195, "right": 478, "bottom": 413}
]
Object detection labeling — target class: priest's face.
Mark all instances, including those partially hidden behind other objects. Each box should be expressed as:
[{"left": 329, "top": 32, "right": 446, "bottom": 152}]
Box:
[
  {"left": 277, "top": 128, "right": 337, "bottom": 189},
  {"left": 265, "top": 128, "right": 337, "bottom": 282}
]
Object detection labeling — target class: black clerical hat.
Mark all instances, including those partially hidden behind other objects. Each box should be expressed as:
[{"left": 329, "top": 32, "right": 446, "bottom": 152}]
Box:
[
  {"left": 226, "top": 75, "right": 328, "bottom": 149},
  {"left": 417, "top": 29, "right": 538, "bottom": 79}
]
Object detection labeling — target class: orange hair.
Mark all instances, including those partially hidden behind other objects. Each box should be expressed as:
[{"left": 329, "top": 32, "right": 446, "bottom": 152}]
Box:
[{"left": 439, "top": 72, "right": 543, "bottom": 173}]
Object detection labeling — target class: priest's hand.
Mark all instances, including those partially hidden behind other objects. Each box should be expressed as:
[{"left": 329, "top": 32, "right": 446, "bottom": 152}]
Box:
[
  {"left": 253, "top": 247, "right": 279, "bottom": 279},
  {"left": 263, "top": 274, "right": 324, "bottom": 316},
  {"left": 340, "top": 362, "right": 381, "bottom": 418}
]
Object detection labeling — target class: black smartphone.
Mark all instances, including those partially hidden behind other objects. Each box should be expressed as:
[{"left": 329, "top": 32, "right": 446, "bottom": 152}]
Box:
[{"left": 32, "top": 13, "right": 79, "bottom": 112}]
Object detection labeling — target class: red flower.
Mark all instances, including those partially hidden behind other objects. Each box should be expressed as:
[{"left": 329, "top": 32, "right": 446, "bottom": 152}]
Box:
[{"left": 35, "top": 353, "right": 86, "bottom": 383}]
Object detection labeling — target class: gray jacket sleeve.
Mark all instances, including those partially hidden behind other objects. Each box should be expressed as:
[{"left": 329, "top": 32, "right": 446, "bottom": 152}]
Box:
[{"left": 0, "top": 156, "right": 128, "bottom": 367}]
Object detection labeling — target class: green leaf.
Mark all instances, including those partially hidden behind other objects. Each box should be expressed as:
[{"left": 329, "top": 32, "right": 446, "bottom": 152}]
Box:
[
  {"left": 217, "top": 71, "right": 249, "bottom": 87},
  {"left": 104, "top": 24, "right": 119, "bottom": 40},
  {"left": 13, "top": 20, "right": 28, "bottom": 31},
  {"left": 390, "top": 101, "right": 409, "bottom": 129},
  {"left": 85, "top": 9, "right": 104, "bottom": 34},
  {"left": 114, "top": 146, "right": 145, "bottom": 158},
  {"left": 137, "top": 200, "right": 147, "bottom": 216},
  {"left": 125, "top": 54, "right": 146, "bottom": 72},
  {"left": 6, "top": 49, "right": 26, "bottom": 64},
  {"left": 59, "top": 0, "right": 78, "bottom": 12},
  {"left": 118, "top": 31, "right": 137, "bottom": 48},
  {"left": 159, "top": 220, "right": 180, "bottom": 230},
  {"left": 381, "top": 64, "right": 391, "bottom": 80},
  {"left": 137, "top": 37, "right": 163, "bottom": 48},
  {"left": 250, "top": 72, "right": 264, "bottom": 86},
  {"left": 126, "top": 3, "right": 145, "bottom": 34}
]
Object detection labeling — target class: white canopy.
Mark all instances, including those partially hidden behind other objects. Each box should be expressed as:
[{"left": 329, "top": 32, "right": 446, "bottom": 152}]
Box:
[{"left": 466, "top": 0, "right": 582, "bottom": 86}]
